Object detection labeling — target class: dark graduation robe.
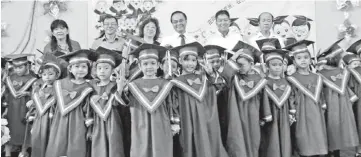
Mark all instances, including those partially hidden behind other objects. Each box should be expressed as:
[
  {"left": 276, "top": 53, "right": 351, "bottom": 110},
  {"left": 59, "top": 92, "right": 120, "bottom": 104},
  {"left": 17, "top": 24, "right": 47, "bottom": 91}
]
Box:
[
  {"left": 319, "top": 68, "right": 359, "bottom": 151},
  {"left": 89, "top": 80, "right": 125, "bottom": 157},
  {"left": 127, "top": 78, "right": 175, "bottom": 157},
  {"left": 259, "top": 77, "right": 293, "bottom": 157},
  {"left": 226, "top": 71, "right": 270, "bottom": 157},
  {"left": 287, "top": 72, "right": 328, "bottom": 156},
  {"left": 349, "top": 66, "right": 361, "bottom": 142},
  {"left": 171, "top": 73, "right": 228, "bottom": 157},
  {"left": 4, "top": 73, "right": 36, "bottom": 145},
  {"left": 45, "top": 78, "right": 93, "bottom": 157},
  {"left": 29, "top": 80, "right": 56, "bottom": 157}
]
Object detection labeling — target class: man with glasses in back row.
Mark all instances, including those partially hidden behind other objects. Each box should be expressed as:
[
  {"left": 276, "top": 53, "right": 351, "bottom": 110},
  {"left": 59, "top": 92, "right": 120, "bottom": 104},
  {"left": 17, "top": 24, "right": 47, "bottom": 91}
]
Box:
[{"left": 161, "top": 11, "right": 196, "bottom": 48}]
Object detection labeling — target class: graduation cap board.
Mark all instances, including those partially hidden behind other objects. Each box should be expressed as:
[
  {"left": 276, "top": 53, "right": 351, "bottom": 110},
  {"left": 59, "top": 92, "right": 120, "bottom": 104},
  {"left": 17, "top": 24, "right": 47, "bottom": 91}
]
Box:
[
  {"left": 42, "top": 53, "right": 68, "bottom": 79},
  {"left": 171, "top": 42, "right": 205, "bottom": 58},
  {"left": 131, "top": 43, "right": 167, "bottom": 61},
  {"left": 232, "top": 41, "right": 262, "bottom": 63},
  {"left": 283, "top": 40, "right": 315, "bottom": 57},
  {"left": 343, "top": 53, "right": 361, "bottom": 65},
  {"left": 4, "top": 54, "right": 35, "bottom": 66},
  {"left": 263, "top": 49, "right": 287, "bottom": 63},
  {"left": 346, "top": 39, "right": 361, "bottom": 55},
  {"left": 273, "top": 15, "right": 288, "bottom": 24},
  {"left": 317, "top": 38, "right": 344, "bottom": 62},
  {"left": 59, "top": 49, "right": 97, "bottom": 65},
  {"left": 204, "top": 45, "right": 226, "bottom": 60},
  {"left": 247, "top": 18, "right": 259, "bottom": 27},
  {"left": 292, "top": 15, "right": 313, "bottom": 26},
  {"left": 95, "top": 46, "right": 124, "bottom": 67},
  {"left": 256, "top": 38, "right": 283, "bottom": 52}
]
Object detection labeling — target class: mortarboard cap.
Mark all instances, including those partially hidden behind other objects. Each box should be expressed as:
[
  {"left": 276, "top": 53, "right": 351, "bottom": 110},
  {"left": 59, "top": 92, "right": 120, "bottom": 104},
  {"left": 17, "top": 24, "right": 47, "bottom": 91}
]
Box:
[
  {"left": 256, "top": 38, "right": 283, "bottom": 52},
  {"left": 274, "top": 15, "right": 288, "bottom": 24},
  {"left": 263, "top": 50, "right": 287, "bottom": 63},
  {"left": 204, "top": 45, "right": 226, "bottom": 60},
  {"left": 59, "top": 49, "right": 97, "bottom": 65},
  {"left": 232, "top": 41, "right": 261, "bottom": 63},
  {"left": 317, "top": 38, "right": 344, "bottom": 63},
  {"left": 283, "top": 40, "right": 314, "bottom": 57},
  {"left": 292, "top": 15, "right": 313, "bottom": 26},
  {"left": 1, "top": 57, "right": 8, "bottom": 69},
  {"left": 343, "top": 53, "right": 361, "bottom": 65},
  {"left": 52, "top": 50, "right": 66, "bottom": 57},
  {"left": 172, "top": 42, "right": 205, "bottom": 58},
  {"left": 284, "top": 37, "right": 298, "bottom": 47},
  {"left": 346, "top": 39, "right": 361, "bottom": 55},
  {"left": 5, "top": 54, "right": 34, "bottom": 66},
  {"left": 131, "top": 43, "right": 167, "bottom": 61},
  {"left": 95, "top": 46, "right": 123, "bottom": 67},
  {"left": 41, "top": 53, "right": 68, "bottom": 79},
  {"left": 247, "top": 18, "right": 259, "bottom": 27},
  {"left": 162, "top": 49, "right": 179, "bottom": 63},
  {"left": 230, "top": 18, "right": 238, "bottom": 23}
]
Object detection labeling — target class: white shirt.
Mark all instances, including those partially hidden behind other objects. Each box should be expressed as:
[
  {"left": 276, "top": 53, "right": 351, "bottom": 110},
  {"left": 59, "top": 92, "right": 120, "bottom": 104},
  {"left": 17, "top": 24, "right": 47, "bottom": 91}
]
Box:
[
  {"left": 161, "top": 32, "right": 197, "bottom": 47},
  {"left": 206, "top": 29, "right": 243, "bottom": 50},
  {"left": 249, "top": 31, "right": 285, "bottom": 50}
]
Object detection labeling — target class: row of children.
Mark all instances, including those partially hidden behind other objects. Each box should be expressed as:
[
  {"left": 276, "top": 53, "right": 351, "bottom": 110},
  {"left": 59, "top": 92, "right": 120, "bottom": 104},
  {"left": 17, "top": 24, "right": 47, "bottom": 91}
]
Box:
[{"left": 1, "top": 37, "right": 361, "bottom": 157}]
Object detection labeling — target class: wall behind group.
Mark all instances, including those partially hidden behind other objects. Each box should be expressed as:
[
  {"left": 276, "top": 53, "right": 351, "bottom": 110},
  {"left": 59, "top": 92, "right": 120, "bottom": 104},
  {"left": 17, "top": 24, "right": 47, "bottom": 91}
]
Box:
[{"left": 1, "top": 0, "right": 360, "bottom": 57}]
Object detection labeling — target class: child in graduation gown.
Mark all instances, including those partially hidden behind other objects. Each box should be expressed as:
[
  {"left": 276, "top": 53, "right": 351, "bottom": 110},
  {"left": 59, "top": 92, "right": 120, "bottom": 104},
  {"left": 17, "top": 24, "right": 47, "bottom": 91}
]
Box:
[
  {"left": 343, "top": 39, "right": 361, "bottom": 157},
  {"left": 203, "top": 45, "right": 229, "bottom": 146},
  {"left": 26, "top": 53, "right": 67, "bottom": 157},
  {"left": 87, "top": 47, "right": 126, "bottom": 157},
  {"left": 2, "top": 54, "right": 37, "bottom": 157},
  {"left": 317, "top": 41, "right": 359, "bottom": 157},
  {"left": 170, "top": 42, "right": 228, "bottom": 157},
  {"left": 223, "top": 41, "right": 271, "bottom": 157},
  {"left": 45, "top": 50, "right": 95, "bottom": 157},
  {"left": 258, "top": 49, "right": 294, "bottom": 157},
  {"left": 120, "top": 43, "right": 180, "bottom": 157},
  {"left": 283, "top": 40, "right": 328, "bottom": 157}
]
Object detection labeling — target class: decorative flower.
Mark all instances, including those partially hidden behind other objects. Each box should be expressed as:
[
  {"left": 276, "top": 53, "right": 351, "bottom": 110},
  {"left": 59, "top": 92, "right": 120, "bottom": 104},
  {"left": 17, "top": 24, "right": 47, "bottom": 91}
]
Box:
[
  {"left": 43, "top": 0, "right": 67, "bottom": 18},
  {"left": 337, "top": 18, "right": 358, "bottom": 39},
  {"left": 1, "top": 118, "right": 11, "bottom": 146},
  {"left": 1, "top": 21, "right": 9, "bottom": 37}
]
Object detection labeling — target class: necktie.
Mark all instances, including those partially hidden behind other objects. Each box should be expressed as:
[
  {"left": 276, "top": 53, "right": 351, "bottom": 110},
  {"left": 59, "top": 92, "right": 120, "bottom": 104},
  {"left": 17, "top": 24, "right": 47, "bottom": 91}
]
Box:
[{"left": 180, "top": 34, "right": 185, "bottom": 46}]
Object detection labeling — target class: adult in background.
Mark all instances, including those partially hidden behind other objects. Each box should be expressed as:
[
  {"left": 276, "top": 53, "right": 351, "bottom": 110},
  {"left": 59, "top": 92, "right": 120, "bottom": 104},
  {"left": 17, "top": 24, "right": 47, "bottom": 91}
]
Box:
[
  {"left": 91, "top": 14, "right": 126, "bottom": 51},
  {"left": 161, "top": 11, "right": 196, "bottom": 47},
  {"left": 43, "top": 19, "right": 81, "bottom": 54},
  {"left": 207, "top": 10, "right": 243, "bottom": 50},
  {"left": 249, "top": 12, "right": 284, "bottom": 49}
]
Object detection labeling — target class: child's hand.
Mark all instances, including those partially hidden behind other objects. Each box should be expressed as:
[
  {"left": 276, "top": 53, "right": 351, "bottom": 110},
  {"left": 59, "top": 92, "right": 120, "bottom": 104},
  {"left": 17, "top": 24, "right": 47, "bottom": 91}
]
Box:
[
  {"left": 289, "top": 114, "right": 296, "bottom": 125},
  {"left": 115, "top": 69, "right": 127, "bottom": 93},
  {"left": 287, "top": 64, "right": 296, "bottom": 76},
  {"left": 26, "top": 100, "right": 34, "bottom": 108},
  {"left": 259, "top": 120, "right": 266, "bottom": 126},
  {"left": 18, "top": 91, "right": 30, "bottom": 98},
  {"left": 1, "top": 108, "right": 8, "bottom": 118},
  {"left": 171, "top": 124, "right": 180, "bottom": 136},
  {"left": 200, "top": 61, "right": 214, "bottom": 76},
  {"left": 85, "top": 118, "right": 94, "bottom": 127},
  {"left": 27, "top": 116, "right": 35, "bottom": 122},
  {"left": 228, "top": 49, "right": 242, "bottom": 61}
]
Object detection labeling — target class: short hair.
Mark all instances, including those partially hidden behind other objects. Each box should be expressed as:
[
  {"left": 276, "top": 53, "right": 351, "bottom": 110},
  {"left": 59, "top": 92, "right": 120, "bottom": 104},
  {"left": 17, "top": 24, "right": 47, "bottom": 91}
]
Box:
[
  {"left": 38, "top": 65, "right": 60, "bottom": 76},
  {"left": 139, "top": 18, "right": 161, "bottom": 41},
  {"left": 215, "top": 10, "right": 230, "bottom": 20},
  {"left": 67, "top": 62, "right": 92, "bottom": 80},
  {"left": 102, "top": 14, "right": 118, "bottom": 24},
  {"left": 170, "top": 11, "right": 187, "bottom": 23},
  {"left": 258, "top": 12, "right": 274, "bottom": 22}
]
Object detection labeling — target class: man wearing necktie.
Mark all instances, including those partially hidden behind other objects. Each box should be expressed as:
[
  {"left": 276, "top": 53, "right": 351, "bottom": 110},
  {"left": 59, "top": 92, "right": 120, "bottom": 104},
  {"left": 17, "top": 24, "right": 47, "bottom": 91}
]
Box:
[{"left": 161, "top": 11, "right": 196, "bottom": 47}]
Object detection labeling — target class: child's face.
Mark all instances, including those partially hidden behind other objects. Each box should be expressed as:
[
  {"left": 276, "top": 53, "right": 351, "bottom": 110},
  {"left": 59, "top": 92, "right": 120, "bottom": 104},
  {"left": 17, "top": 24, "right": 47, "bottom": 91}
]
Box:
[
  {"left": 207, "top": 57, "right": 222, "bottom": 71},
  {"left": 96, "top": 63, "right": 113, "bottom": 81},
  {"left": 348, "top": 60, "right": 361, "bottom": 69},
  {"left": 13, "top": 64, "right": 27, "bottom": 76},
  {"left": 236, "top": 57, "right": 253, "bottom": 74},
  {"left": 268, "top": 59, "right": 283, "bottom": 77},
  {"left": 69, "top": 62, "right": 88, "bottom": 79},
  {"left": 293, "top": 52, "right": 311, "bottom": 69},
  {"left": 181, "top": 55, "right": 198, "bottom": 73},
  {"left": 140, "top": 58, "right": 159, "bottom": 77},
  {"left": 162, "top": 60, "right": 178, "bottom": 75},
  {"left": 42, "top": 68, "right": 57, "bottom": 84}
]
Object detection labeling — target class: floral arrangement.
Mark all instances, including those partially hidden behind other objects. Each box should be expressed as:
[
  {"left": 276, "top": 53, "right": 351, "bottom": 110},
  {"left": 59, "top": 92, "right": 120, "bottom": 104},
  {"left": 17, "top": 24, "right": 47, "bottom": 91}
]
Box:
[{"left": 43, "top": 0, "right": 68, "bottom": 19}]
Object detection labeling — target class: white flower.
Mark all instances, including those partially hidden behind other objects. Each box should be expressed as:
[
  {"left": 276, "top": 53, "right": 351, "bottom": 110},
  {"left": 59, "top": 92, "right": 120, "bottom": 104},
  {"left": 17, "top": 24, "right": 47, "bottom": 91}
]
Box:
[{"left": 1, "top": 118, "right": 8, "bottom": 126}]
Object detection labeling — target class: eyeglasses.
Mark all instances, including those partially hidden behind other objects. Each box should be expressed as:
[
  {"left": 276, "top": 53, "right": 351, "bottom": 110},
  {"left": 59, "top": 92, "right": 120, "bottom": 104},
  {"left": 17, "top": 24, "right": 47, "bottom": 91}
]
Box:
[{"left": 103, "top": 23, "right": 118, "bottom": 26}]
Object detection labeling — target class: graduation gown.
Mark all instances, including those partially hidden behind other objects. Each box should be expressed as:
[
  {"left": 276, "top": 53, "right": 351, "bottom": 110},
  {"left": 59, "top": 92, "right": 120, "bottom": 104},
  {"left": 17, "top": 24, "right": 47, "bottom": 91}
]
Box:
[
  {"left": 349, "top": 66, "right": 361, "bottom": 142},
  {"left": 287, "top": 72, "right": 328, "bottom": 156},
  {"left": 89, "top": 80, "right": 125, "bottom": 157},
  {"left": 45, "top": 78, "right": 93, "bottom": 157},
  {"left": 4, "top": 73, "right": 36, "bottom": 145},
  {"left": 127, "top": 78, "right": 175, "bottom": 157},
  {"left": 226, "top": 72, "right": 270, "bottom": 157},
  {"left": 171, "top": 73, "right": 228, "bottom": 157},
  {"left": 29, "top": 80, "right": 56, "bottom": 157},
  {"left": 319, "top": 68, "right": 359, "bottom": 151},
  {"left": 260, "top": 77, "right": 293, "bottom": 157}
]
